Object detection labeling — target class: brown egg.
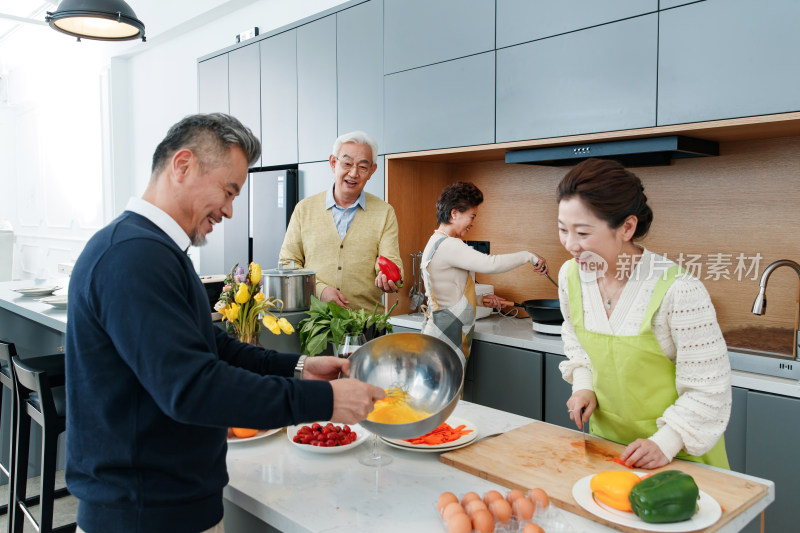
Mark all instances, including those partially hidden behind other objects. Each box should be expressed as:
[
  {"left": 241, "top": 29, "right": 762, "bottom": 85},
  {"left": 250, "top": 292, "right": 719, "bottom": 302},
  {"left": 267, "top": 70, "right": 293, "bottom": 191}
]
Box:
[
  {"left": 483, "top": 489, "right": 503, "bottom": 506},
  {"left": 472, "top": 509, "right": 495, "bottom": 533},
  {"left": 447, "top": 512, "right": 473, "bottom": 533},
  {"left": 523, "top": 523, "right": 545, "bottom": 533},
  {"left": 442, "top": 501, "right": 466, "bottom": 521},
  {"left": 437, "top": 492, "right": 459, "bottom": 513},
  {"left": 528, "top": 487, "right": 550, "bottom": 510},
  {"left": 465, "top": 499, "right": 488, "bottom": 517},
  {"left": 506, "top": 489, "right": 525, "bottom": 504},
  {"left": 489, "top": 498, "right": 512, "bottom": 523},
  {"left": 513, "top": 497, "right": 535, "bottom": 521},
  {"left": 461, "top": 491, "right": 481, "bottom": 506}
]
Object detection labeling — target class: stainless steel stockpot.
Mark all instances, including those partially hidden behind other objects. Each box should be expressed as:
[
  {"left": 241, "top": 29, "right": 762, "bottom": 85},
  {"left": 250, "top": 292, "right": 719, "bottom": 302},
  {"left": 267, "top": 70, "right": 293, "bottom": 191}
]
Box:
[{"left": 262, "top": 263, "right": 316, "bottom": 312}]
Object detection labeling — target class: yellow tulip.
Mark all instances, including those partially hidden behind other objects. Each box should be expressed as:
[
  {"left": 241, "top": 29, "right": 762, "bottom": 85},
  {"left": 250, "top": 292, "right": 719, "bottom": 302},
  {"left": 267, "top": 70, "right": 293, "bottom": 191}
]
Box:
[
  {"left": 249, "top": 262, "right": 262, "bottom": 285},
  {"left": 277, "top": 317, "right": 294, "bottom": 334},
  {"left": 235, "top": 283, "right": 250, "bottom": 304},
  {"left": 226, "top": 303, "right": 240, "bottom": 322},
  {"left": 254, "top": 292, "right": 265, "bottom": 304},
  {"left": 263, "top": 315, "right": 280, "bottom": 335}
]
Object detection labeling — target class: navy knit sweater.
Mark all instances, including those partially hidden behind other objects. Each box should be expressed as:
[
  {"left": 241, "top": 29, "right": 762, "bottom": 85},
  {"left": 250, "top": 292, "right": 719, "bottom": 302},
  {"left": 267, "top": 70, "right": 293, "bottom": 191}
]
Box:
[{"left": 65, "top": 212, "right": 333, "bottom": 533}]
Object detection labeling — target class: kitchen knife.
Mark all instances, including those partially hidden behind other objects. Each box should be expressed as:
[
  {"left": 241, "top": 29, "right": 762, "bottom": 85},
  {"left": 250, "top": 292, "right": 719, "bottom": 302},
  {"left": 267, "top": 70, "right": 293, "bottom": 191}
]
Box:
[{"left": 576, "top": 407, "right": 586, "bottom": 457}]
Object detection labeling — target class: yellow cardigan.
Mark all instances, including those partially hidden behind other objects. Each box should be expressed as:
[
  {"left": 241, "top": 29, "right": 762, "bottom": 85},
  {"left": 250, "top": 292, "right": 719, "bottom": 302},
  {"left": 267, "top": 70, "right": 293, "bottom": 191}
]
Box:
[{"left": 279, "top": 191, "right": 402, "bottom": 312}]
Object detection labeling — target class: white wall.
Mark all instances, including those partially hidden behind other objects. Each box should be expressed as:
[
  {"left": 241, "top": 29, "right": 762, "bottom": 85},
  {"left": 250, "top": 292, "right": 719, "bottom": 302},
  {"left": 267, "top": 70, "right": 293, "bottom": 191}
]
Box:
[{"left": 0, "top": 0, "right": 346, "bottom": 280}]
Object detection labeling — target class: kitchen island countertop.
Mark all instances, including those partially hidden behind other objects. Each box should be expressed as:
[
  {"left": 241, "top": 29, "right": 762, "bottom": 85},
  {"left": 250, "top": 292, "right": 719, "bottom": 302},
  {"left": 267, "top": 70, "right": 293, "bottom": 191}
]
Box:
[
  {"left": 391, "top": 313, "right": 800, "bottom": 399},
  {"left": 224, "top": 401, "right": 772, "bottom": 533}
]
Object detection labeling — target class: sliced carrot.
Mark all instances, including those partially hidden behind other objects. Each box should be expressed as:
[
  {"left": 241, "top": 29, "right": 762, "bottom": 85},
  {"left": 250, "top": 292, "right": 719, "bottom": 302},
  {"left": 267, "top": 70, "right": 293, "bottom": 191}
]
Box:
[{"left": 403, "top": 422, "right": 474, "bottom": 445}]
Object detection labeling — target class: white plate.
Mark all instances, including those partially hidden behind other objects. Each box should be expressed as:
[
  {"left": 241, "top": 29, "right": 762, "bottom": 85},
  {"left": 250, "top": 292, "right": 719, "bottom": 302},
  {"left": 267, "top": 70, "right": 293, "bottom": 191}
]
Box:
[
  {"left": 227, "top": 427, "right": 281, "bottom": 444},
  {"left": 287, "top": 422, "right": 369, "bottom": 454},
  {"left": 37, "top": 295, "right": 69, "bottom": 308},
  {"left": 572, "top": 473, "right": 722, "bottom": 532},
  {"left": 380, "top": 417, "right": 478, "bottom": 453},
  {"left": 13, "top": 286, "right": 61, "bottom": 297}
]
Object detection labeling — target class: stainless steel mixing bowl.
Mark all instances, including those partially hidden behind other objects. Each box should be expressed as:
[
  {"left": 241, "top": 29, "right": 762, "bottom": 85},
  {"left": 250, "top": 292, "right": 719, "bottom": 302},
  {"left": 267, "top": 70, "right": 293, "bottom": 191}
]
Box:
[{"left": 348, "top": 332, "right": 464, "bottom": 439}]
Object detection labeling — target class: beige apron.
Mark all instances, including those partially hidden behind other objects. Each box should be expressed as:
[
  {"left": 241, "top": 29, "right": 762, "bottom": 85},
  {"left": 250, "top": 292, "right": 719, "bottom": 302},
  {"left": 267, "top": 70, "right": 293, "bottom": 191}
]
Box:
[{"left": 420, "top": 236, "right": 477, "bottom": 367}]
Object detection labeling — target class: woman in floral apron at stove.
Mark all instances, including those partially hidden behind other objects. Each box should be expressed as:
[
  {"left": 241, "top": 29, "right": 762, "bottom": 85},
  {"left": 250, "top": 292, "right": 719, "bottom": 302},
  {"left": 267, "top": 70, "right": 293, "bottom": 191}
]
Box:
[
  {"left": 420, "top": 182, "right": 549, "bottom": 367},
  {"left": 557, "top": 158, "right": 731, "bottom": 470}
]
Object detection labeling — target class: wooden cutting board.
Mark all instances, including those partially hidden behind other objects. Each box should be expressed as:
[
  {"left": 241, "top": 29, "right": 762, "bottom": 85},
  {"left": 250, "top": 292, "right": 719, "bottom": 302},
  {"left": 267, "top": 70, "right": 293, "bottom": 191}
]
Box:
[{"left": 440, "top": 422, "right": 769, "bottom": 532}]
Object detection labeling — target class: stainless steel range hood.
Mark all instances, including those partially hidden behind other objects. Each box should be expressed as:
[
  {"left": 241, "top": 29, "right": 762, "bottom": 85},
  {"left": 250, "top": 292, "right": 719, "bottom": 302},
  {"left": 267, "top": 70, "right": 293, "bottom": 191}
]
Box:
[{"left": 505, "top": 135, "right": 719, "bottom": 167}]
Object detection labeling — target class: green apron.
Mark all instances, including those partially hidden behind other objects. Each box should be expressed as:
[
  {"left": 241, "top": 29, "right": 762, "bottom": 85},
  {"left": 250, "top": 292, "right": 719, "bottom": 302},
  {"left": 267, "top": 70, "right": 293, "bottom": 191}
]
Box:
[{"left": 567, "top": 260, "right": 729, "bottom": 469}]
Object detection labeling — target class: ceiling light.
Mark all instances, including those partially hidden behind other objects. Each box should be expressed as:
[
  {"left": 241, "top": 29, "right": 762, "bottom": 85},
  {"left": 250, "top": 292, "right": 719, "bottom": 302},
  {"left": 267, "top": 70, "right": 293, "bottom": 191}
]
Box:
[{"left": 45, "top": 0, "right": 145, "bottom": 42}]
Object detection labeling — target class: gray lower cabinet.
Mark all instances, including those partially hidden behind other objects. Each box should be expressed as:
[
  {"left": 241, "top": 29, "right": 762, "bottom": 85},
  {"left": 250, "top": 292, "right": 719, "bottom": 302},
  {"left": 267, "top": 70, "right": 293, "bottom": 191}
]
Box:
[
  {"left": 297, "top": 15, "right": 337, "bottom": 163},
  {"left": 496, "top": 14, "right": 657, "bottom": 142},
  {"left": 470, "top": 340, "right": 543, "bottom": 420},
  {"left": 384, "top": 52, "right": 495, "bottom": 154},
  {"left": 658, "top": 0, "right": 800, "bottom": 125},
  {"left": 726, "top": 386, "right": 747, "bottom": 473},
  {"left": 745, "top": 391, "right": 800, "bottom": 533},
  {"left": 496, "top": 0, "right": 656, "bottom": 49},
  {"left": 544, "top": 352, "right": 573, "bottom": 430},
  {"left": 383, "top": 0, "right": 494, "bottom": 75},
  {"left": 198, "top": 54, "right": 228, "bottom": 114},
  {"left": 659, "top": 0, "right": 702, "bottom": 8},
  {"left": 337, "top": 0, "right": 383, "bottom": 152},
  {"left": 260, "top": 30, "right": 298, "bottom": 166},
  {"left": 229, "top": 43, "right": 261, "bottom": 167}
]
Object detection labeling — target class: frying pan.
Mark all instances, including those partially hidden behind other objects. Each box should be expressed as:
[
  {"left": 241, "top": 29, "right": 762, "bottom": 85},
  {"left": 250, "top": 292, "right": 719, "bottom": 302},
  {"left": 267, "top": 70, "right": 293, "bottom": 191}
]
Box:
[{"left": 512, "top": 299, "right": 563, "bottom": 323}]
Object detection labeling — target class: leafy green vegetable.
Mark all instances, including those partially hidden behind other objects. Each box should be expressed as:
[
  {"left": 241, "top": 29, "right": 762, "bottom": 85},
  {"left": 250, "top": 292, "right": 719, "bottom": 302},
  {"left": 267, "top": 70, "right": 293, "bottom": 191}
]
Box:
[{"left": 298, "top": 296, "right": 399, "bottom": 356}]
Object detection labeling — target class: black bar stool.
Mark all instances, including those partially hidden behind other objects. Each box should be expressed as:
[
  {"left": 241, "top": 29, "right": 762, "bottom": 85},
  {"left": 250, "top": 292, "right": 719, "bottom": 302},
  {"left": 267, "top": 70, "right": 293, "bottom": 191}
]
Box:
[{"left": 11, "top": 354, "right": 74, "bottom": 533}]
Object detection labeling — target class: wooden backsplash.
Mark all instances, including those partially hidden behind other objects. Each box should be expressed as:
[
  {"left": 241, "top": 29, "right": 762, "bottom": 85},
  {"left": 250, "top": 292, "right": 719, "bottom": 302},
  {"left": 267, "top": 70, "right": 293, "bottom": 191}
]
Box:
[{"left": 386, "top": 136, "right": 800, "bottom": 342}]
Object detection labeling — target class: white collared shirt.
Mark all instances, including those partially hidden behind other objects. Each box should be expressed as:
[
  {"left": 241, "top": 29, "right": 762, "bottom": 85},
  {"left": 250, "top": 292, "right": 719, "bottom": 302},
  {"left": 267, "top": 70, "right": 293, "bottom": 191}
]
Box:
[{"left": 125, "top": 197, "right": 191, "bottom": 252}]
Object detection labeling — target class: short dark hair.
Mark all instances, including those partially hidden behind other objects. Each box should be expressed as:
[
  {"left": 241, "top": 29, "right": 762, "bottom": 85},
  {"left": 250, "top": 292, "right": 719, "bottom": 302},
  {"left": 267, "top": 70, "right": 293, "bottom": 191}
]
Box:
[
  {"left": 556, "top": 158, "right": 653, "bottom": 239},
  {"left": 150, "top": 113, "right": 261, "bottom": 177},
  {"left": 436, "top": 182, "right": 484, "bottom": 225}
]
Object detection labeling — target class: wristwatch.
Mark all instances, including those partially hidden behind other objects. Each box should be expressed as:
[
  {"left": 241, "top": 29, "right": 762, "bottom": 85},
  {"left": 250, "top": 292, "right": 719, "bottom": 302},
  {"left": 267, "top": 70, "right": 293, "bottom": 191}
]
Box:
[{"left": 294, "top": 355, "right": 307, "bottom": 379}]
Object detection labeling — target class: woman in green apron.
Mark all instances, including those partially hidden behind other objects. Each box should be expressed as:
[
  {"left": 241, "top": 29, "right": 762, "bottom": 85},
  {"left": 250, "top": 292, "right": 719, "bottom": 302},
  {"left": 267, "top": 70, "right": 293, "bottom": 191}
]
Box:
[
  {"left": 556, "top": 159, "right": 731, "bottom": 470},
  {"left": 420, "top": 182, "right": 549, "bottom": 366}
]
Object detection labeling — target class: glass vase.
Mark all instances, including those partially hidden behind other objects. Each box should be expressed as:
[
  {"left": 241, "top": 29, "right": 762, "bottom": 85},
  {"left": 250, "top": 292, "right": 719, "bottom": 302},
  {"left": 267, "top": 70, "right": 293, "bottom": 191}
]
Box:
[{"left": 336, "top": 333, "right": 366, "bottom": 358}]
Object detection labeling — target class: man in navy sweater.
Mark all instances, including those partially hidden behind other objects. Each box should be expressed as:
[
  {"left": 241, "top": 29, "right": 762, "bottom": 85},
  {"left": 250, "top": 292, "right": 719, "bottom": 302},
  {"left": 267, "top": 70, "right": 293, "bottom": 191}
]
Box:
[{"left": 66, "top": 113, "right": 385, "bottom": 533}]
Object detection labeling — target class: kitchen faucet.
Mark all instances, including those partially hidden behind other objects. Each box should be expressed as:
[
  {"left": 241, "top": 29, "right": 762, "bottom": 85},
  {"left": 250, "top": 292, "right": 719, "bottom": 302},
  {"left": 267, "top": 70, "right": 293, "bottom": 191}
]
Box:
[{"left": 752, "top": 259, "right": 800, "bottom": 358}]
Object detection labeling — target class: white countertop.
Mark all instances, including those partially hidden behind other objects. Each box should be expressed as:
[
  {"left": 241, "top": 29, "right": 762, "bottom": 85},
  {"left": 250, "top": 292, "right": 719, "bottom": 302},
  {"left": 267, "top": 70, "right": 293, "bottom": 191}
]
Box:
[
  {"left": 224, "top": 401, "right": 773, "bottom": 533},
  {"left": 0, "top": 279, "right": 69, "bottom": 333},
  {"left": 390, "top": 313, "right": 800, "bottom": 399}
]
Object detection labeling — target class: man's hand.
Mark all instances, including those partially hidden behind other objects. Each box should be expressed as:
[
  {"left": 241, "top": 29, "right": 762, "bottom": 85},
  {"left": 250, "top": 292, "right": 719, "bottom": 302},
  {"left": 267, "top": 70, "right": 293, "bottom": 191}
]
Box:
[
  {"left": 329, "top": 379, "right": 386, "bottom": 424},
  {"left": 302, "top": 356, "right": 350, "bottom": 381},
  {"left": 375, "top": 272, "right": 400, "bottom": 293},
  {"left": 619, "top": 439, "right": 670, "bottom": 470},
  {"left": 566, "top": 389, "right": 596, "bottom": 431},
  {"left": 320, "top": 286, "right": 349, "bottom": 308}
]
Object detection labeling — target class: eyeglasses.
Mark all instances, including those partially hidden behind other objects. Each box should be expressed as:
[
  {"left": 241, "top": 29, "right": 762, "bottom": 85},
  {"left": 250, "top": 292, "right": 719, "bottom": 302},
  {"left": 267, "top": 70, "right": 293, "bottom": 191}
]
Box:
[{"left": 336, "top": 157, "right": 372, "bottom": 176}]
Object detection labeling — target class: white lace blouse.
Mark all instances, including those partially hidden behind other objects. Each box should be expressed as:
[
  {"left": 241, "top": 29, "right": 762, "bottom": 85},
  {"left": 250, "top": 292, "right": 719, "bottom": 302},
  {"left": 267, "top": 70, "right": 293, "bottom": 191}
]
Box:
[{"left": 557, "top": 249, "right": 732, "bottom": 461}]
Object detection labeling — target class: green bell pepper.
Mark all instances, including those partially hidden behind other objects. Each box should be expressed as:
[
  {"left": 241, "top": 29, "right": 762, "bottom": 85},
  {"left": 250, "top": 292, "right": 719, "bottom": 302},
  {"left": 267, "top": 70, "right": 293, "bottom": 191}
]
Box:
[{"left": 628, "top": 470, "right": 700, "bottom": 523}]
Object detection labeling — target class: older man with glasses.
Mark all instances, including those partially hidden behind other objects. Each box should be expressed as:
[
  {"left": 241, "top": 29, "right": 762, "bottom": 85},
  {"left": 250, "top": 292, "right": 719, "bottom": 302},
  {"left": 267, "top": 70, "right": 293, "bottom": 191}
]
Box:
[{"left": 280, "top": 131, "right": 402, "bottom": 312}]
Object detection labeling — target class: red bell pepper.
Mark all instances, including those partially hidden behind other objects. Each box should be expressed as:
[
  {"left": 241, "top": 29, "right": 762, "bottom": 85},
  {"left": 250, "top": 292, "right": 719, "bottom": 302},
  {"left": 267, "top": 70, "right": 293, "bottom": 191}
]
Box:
[{"left": 377, "top": 256, "right": 403, "bottom": 288}]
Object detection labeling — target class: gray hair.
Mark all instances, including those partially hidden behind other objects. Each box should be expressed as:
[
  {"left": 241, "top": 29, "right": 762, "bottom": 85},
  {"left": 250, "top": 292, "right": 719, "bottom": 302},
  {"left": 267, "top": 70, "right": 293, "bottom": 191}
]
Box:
[
  {"left": 151, "top": 113, "right": 261, "bottom": 177},
  {"left": 331, "top": 130, "right": 378, "bottom": 163}
]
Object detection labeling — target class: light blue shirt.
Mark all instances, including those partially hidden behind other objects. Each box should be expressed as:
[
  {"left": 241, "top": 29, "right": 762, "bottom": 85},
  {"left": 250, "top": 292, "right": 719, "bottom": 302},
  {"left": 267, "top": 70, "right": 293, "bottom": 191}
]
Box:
[{"left": 325, "top": 185, "right": 366, "bottom": 240}]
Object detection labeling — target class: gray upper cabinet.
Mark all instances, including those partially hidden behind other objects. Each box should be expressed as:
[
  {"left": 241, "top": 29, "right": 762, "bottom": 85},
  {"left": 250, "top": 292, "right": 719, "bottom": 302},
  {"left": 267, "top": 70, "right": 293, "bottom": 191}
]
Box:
[
  {"left": 384, "top": 52, "right": 495, "bottom": 154},
  {"left": 260, "top": 30, "right": 298, "bottom": 166},
  {"left": 297, "top": 15, "right": 337, "bottom": 163},
  {"left": 337, "top": 0, "right": 384, "bottom": 155},
  {"left": 383, "top": 0, "right": 494, "bottom": 75},
  {"left": 496, "top": 0, "right": 656, "bottom": 48},
  {"left": 198, "top": 55, "right": 228, "bottom": 276},
  {"left": 658, "top": 0, "right": 800, "bottom": 125},
  {"left": 496, "top": 14, "right": 657, "bottom": 142},
  {"left": 198, "top": 54, "right": 228, "bottom": 114},
  {"left": 229, "top": 44, "right": 261, "bottom": 167}
]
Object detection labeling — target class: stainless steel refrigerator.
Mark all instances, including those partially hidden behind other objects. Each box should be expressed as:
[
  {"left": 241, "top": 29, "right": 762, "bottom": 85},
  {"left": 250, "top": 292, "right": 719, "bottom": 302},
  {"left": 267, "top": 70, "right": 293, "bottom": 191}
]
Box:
[{"left": 249, "top": 168, "right": 299, "bottom": 270}]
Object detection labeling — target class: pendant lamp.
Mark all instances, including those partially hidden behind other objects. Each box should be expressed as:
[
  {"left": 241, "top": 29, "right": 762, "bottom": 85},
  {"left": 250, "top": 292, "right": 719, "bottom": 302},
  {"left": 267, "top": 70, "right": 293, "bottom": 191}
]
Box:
[{"left": 45, "top": 0, "right": 146, "bottom": 42}]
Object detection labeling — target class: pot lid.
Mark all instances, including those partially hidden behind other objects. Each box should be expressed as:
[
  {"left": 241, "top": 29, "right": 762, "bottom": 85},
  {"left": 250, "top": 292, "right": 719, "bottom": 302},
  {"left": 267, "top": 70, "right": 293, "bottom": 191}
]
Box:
[{"left": 262, "top": 267, "right": 317, "bottom": 276}]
